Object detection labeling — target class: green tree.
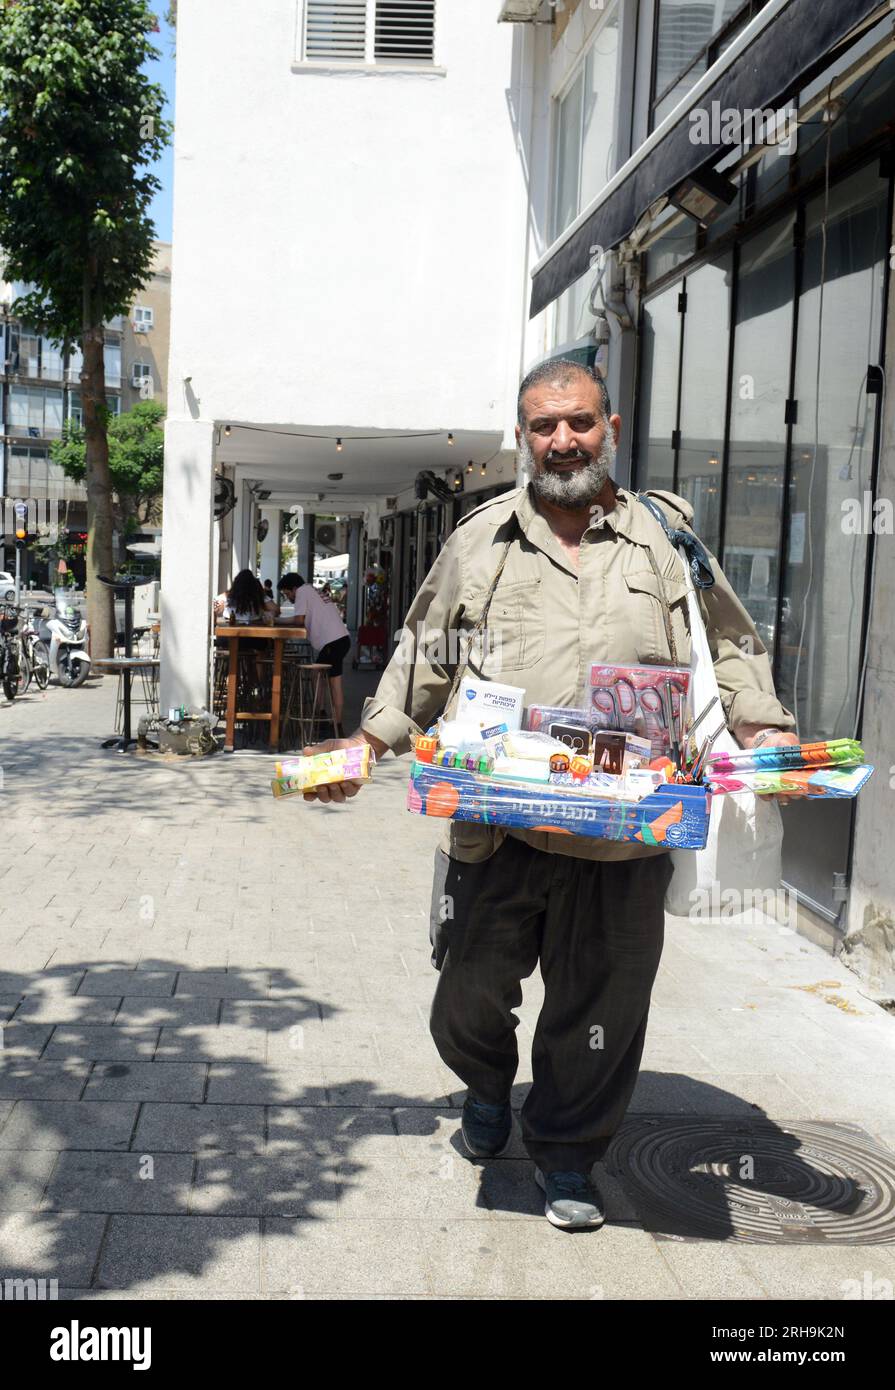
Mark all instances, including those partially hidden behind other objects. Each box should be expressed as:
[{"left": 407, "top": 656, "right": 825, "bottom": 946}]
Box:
[
  {"left": 52, "top": 397, "right": 165, "bottom": 534},
  {"left": 0, "top": 0, "right": 171, "bottom": 656}
]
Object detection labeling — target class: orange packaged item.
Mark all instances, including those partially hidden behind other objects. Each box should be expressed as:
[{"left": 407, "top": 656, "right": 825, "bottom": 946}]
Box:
[{"left": 414, "top": 735, "right": 438, "bottom": 764}]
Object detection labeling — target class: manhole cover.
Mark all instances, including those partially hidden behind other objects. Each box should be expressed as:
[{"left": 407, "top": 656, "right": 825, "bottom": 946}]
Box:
[{"left": 606, "top": 1118, "right": 895, "bottom": 1243}]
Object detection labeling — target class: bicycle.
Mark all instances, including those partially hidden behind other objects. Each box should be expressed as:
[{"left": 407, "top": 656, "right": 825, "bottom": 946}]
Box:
[
  {"left": 0, "top": 603, "right": 21, "bottom": 701},
  {"left": 18, "top": 607, "right": 50, "bottom": 694}
]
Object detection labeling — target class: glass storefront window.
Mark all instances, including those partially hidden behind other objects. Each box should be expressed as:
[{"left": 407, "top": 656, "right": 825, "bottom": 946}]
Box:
[
  {"left": 635, "top": 284, "right": 680, "bottom": 494},
  {"left": 777, "top": 164, "right": 888, "bottom": 739},
  {"left": 722, "top": 215, "right": 795, "bottom": 661},
  {"left": 676, "top": 257, "right": 731, "bottom": 553},
  {"left": 652, "top": 0, "right": 744, "bottom": 127},
  {"left": 644, "top": 207, "right": 697, "bottom": 285}
]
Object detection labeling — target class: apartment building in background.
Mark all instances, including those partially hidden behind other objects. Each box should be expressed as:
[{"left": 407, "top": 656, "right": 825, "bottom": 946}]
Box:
[{"left": 0, "top": 239, "right": 172, "bottom": 583}]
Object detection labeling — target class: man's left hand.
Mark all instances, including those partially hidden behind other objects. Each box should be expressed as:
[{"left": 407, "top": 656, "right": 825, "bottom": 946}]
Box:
[{"left": 737, "top": 726, "right": 800, "bottom": 806}]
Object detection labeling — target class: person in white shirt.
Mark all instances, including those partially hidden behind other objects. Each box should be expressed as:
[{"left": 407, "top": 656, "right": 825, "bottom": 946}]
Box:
[{"left": 277, "top": 573, "right": 351, "bottom": 734}]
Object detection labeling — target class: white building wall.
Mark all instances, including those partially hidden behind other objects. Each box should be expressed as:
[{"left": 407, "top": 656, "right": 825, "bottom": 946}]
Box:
[{"left": 167, "top": 0, "right": 532, "bottom": 440}]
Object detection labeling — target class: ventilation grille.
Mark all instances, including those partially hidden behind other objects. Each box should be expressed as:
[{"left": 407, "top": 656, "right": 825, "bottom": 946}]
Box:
[
  {"left": 374, "top": 1, "right": 435, "bottom": 62},
  {"left": 305, "top": 1, "right": 367, "bottom": 61}
]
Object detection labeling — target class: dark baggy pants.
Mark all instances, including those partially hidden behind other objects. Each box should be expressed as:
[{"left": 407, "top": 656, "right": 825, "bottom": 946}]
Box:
[{"left": 428, "top": 837, "right": 672, "bottom": 1173}]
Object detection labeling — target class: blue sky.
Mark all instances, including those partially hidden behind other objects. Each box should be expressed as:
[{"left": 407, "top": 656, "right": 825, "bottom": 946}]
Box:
[{"left": 143, "top": 11, "right": 176, "bottom": 244}]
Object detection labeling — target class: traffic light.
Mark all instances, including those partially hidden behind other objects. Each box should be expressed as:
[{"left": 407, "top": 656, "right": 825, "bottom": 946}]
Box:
[{"left": 14, "top": 501, "right": 27, "bottom": 549}]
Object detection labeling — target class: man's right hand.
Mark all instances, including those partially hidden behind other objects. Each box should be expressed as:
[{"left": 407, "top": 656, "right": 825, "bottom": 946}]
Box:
[{"left": 301, "top": 732, "right": 385, "bottom": 804}]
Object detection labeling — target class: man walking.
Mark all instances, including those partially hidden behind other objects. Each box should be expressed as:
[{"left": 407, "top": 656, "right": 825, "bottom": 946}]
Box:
[{"left": 304, "top": 360, "right": 798, "bottom": 1230}]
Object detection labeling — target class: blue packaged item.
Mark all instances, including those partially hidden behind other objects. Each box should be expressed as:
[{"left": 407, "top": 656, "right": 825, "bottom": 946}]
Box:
[{"left": 407, "top": 761, "right": 709, "bottom": 848}]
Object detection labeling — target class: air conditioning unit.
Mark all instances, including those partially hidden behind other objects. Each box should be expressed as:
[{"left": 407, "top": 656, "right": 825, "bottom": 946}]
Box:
[
  {"left": 131, "top": 368, "right": 149, "bottom": 389},
  {"left": 316, "top": 523, "right": 336, "bottom": 548}
]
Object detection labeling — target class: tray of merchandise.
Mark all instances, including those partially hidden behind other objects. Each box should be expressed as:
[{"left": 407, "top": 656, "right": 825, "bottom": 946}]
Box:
[{"left": 407, "top": 760, "right": 711, "bottom": 848}]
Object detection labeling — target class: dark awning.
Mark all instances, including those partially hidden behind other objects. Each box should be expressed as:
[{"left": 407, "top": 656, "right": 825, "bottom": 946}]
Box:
[{"left": 530, "top": 0, "right": 885, "bottom": 318}]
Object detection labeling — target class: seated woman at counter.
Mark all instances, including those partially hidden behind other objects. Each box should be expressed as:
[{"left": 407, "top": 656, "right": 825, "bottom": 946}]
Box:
[{"left": 213, "top": 570, "right": 276, "bottom": 649}]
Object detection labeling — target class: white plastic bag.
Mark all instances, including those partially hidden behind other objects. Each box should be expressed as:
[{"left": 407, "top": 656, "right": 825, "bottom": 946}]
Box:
[{"left": 664, "top": 556, "right": 784, "bottom": 918}]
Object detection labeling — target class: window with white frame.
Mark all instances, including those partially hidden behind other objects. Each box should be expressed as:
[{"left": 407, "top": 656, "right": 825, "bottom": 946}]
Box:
[
  {"left": 551, "top": 4, "right": 620, "bottom": 241},
  {"left": 133, "top": 305, "right": 154, "bottom": 331},
  {"left": 302, "top": 0, "right": 435, "bottom": 65},
  {"left": 104, "top": 340, "right": 122, "bottom": 388},
  {"left": 67, "top": 392, "right": 122, "bottom": 428},
  {"left": 8, "top": 385, "right": 64, "bottom": 437}
]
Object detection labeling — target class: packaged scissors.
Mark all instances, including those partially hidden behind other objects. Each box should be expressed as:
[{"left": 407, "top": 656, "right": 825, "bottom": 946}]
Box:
[{"left": 587, "top": 663, "right": 691, "bottom": 761}]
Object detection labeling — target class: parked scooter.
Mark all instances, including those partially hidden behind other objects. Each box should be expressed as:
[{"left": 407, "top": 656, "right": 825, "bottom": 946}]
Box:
[{"left": 37, "top": 591, "right": 91, "bottom": 687}]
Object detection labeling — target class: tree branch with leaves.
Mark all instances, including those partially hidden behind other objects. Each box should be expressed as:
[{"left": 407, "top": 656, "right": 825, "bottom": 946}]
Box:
[{"left": 0, "top": 0, "right": 171, "bottom": 656}]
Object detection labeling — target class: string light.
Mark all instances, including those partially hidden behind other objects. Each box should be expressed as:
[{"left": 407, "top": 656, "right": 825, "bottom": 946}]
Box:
[
  {"left": 448, "top": 433, "right": 454, "bottom": 446},
  {"left": 336, "top": 438, "right": 343, "bottom": 452},
  {"left": 223, "top": 424, "right": 231, "bottom": 437},
  {"left": 466, "top": 460, "right": 474, "bottom": 474},
  {"left": 480, "top": 461, "right": 487, "bottom": 477}
]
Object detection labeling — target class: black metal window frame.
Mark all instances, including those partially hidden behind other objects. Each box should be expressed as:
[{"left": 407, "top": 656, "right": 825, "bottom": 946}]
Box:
[{"left": 649, "top": 0, "right": 771, "bottom": 135}]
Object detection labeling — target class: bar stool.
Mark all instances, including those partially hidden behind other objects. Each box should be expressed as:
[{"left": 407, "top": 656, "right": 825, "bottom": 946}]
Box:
[{"left": 281, "top": 662, "right": 335, "bottom": 749}]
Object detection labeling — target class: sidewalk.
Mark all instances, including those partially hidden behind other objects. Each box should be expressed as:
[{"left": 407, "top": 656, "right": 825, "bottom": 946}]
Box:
[{"left": 1, "top": 675, "right": 894, "bottom": 1299}]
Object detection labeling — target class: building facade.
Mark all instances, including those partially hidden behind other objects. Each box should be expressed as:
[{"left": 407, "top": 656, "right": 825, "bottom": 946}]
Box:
[
  {"left": 505, "top": 0, "right": 895, "bottom": 978},
  {"left": 161, "top": 0, "right": 534, "bottom": 711}
]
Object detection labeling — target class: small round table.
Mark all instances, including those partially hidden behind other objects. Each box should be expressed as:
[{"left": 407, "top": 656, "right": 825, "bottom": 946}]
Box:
[{"left": 94, "top": 656, "right": 160, "bottom": 752}]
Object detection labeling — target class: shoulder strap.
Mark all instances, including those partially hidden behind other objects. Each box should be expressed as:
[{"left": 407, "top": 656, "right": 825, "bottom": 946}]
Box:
[
  {"left": 636, "top": 493, "right": 715, "bottom": 591},
  {"left": 403, "top": 516, "right": 518, "bottom": 723}
]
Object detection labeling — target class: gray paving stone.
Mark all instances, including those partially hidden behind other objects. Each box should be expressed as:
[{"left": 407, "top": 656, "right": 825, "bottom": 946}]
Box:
[
  {"left": 42, "top": 1151, "right": 194, "bottom": 1214},
  {"left": 262, "top": 1217, "right": 431, "bottom": 1296},
  {"left": 267, "top": 1106, "right": 399, "bottom": 1166},
  {"left": 174, "top": 970, "right": 270, "bottom": 998},
  {"left": 156, "top": 1024, "right": 266, "bottom": 1063},
  {"left": 0, "top": 1023, "right": 54, "bottom": 1059},
  {"left": 12, "top": 996, "right": 121, "bottom": 1025},
  {"left": 115, "top": 996, "right": 221, "bottom": 1027},
  {"left": 0, "top": 1100, "right": 138, "bottom": 1151},
  {"left": 191, "top": 1155, "right": 339, "bottom": 1217},
  {"left": 206, "top": 1063, "right": 326, "bottom": 1105},
  {"left": 84, "top": 1062, "right": 206, "bottom": 1103},
  {"left": 0, "top": 1149, "right": 59, "bottom": 1210},
  {"left": 96, "top": 1214, "right": 261, "bottom": 1292},
  {"left": 133, "top": 1102, "right": 266, "bottom": 1153},
  {"left": 0, "top": 970, "right": 84, "bottom": 995},
  {"left": 735, "top": 1244, "right": 895, "bottom": 1300},
  {"left": 78, "top": 970, "right": 176, "bottom": 997},
  {"left": 0, "top": 1062, "right": 89, "bottom": 1101},
  {"left": 0, "top": 1211, "right": 108, "bottom": 1287},
  {"left": 422, "top": 1219, "right": 679, "bottom": 1299},
  {"left": 656, "top": 1242, "right": 768, "bottom": 1299},
  {"left": 43, "top": 1027, "right": 161, "bottom": 1061}
]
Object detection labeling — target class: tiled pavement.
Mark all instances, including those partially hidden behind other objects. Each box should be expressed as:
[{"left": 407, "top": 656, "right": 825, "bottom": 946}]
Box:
[{"left": 1, "top": 674, "right": 895, "bottom": 1299}]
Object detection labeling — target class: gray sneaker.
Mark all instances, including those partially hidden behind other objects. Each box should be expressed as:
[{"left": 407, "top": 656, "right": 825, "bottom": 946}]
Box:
[
  {"left": 461, "top": 1095, "right": 512, "bottom": 1158},
  {"left": 535, "top": 1168, "right": 605, "bottom": 1230}
]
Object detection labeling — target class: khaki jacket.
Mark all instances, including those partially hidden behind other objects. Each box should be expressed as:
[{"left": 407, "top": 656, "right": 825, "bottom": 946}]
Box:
[{"left": 361, "top": 483, "right": 795, "bottom": 862}]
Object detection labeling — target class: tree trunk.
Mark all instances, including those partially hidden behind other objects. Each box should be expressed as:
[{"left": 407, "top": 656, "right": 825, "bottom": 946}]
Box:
[{"left": 81, "top": 315, "right": 115, "bottom": 659}]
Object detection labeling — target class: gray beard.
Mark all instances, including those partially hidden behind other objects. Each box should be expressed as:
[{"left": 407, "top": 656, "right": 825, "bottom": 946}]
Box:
[{"left": 521, "top": 430, "right": 616, "bottom": 509}]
